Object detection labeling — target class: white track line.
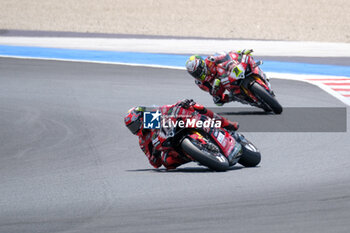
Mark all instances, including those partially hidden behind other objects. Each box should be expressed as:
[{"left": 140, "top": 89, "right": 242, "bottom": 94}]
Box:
[
  {"left": 1, "top": 37, "right": 350, "bottom": 57},
  {"left": 268, "top": 72, "right": 350, "bottom": 106},
  {"left": 1, "top": 54, "right": 349, "bottom": 106}
]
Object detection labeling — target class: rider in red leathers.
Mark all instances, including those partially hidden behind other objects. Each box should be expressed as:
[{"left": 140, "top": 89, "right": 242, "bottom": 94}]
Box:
[
  {"left": 185, "top": 49, "right": 255, "bottom": 106},
  {"left": 124, "top": 99, "right": 238, "bottom": 169}
]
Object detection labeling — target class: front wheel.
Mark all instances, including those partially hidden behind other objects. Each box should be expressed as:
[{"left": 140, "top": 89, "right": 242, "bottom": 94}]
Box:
[
  {"left": 250, "top": 82, "right": 283, "bottom": 114},
  {"left": 180, "top": 138, "right": 229, "bottom": 171},
  {"left": 238, "top": 139, "right": 261, "bottom": 167}
]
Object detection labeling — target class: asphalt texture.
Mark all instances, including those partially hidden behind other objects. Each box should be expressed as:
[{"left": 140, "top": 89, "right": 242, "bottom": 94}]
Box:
[{"left": 0, "top": 57, "right": 350, "bottom": 233}]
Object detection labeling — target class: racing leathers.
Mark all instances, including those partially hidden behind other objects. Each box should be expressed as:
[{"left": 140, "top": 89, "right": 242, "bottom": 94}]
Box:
[
  {"left": 195, "top": 49, "right": 255, "bottom": 106},
  {"left": 138, "top": 99, "right": 238, "bottom": 169}
]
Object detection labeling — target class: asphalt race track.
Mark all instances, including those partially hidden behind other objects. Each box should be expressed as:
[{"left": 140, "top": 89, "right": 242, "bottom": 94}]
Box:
[{"left": 1, "top": 57, "right": 350, "bottom": 233}]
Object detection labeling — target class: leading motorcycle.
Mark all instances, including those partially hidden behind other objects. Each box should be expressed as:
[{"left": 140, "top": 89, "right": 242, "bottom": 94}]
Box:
[{"left": 223, "top": 54, "right": 283, "bottom": 114}]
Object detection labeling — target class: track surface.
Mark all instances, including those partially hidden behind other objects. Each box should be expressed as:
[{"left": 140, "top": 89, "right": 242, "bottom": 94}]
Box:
[{"left": 1, "top": 58, "right": 350, "bottom": 233}]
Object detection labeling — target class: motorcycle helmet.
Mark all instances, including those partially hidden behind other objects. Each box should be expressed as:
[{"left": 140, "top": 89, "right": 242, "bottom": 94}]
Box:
[
  {"left": 186, "top": 55, "right": 207, "bottom": 81},
  {"left": 124, "top": 106, "right": 145, "bottom": 135}
]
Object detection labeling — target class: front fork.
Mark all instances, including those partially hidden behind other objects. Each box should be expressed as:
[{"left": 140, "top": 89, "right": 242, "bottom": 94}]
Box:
[{"left": 241, "top": 75, "right": 274, "bottom": 101}]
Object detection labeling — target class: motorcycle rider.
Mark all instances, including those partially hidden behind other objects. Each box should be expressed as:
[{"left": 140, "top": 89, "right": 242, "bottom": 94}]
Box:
[
  {"left": 124, "top": 99, "right": 239, "bottom": 169},
  {"left": 185, "top": 49, "right": 255, "bottom": 106}
]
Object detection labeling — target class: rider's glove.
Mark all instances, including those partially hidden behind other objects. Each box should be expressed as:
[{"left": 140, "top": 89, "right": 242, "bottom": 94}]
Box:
[
  {"left": 178, "top": 99, "right": 195, "bottom": 109},
  {"left": 213, "top": 78, "right": 221, "bottom": 88},
  {"left": 211, "top": 78, "right": 221, "bottom": 95},
  {"left": 238, "top": 49, "right": 253, "bottom": 55}
]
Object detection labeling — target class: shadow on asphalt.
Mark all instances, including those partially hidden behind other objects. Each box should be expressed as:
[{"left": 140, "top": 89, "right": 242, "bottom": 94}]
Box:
[
  {"left": 126, "top": 165, "right": 260, "bottom": 173},
  {"left": 217, "top": 110, "right": 272, "bottom": 115}
]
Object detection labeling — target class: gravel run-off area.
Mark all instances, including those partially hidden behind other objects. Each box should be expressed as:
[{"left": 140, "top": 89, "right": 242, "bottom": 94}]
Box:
[{"left": 0, "top": 0, "right": 349, "bottom": 42}]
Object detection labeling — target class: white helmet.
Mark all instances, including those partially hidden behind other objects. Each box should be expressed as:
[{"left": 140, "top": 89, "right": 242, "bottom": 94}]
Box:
[{"left": 186, "top": 55, "right": 207, "bottom": 81}]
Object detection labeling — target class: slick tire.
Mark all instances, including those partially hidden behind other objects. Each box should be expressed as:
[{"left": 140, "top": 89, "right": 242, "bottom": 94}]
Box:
[
  {"left": 238, "top": 140, "right": 261, "bottom": 167},
  {"left": 181, "top": 138, "right": 229, "bottom": 171},
  {"left": 250, "top": 82, "right": 283, "bottom": 114}
]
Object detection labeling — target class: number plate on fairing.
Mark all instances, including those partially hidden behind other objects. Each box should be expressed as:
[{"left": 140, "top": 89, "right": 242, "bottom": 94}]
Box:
[
  {"left": 229, "top": 64, "right": 245, "bottom": 80},
  {"left": 217, "top": 132, "right": 225, "bottom": 144}
]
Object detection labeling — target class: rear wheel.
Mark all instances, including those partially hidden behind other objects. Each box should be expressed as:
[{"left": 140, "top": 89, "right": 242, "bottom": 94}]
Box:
[
  {"left": 180, "top": 137, "right": 229, "bottom": 171},
  {"left": 250, "top": 82, "right": 283, "bottom": 114}
]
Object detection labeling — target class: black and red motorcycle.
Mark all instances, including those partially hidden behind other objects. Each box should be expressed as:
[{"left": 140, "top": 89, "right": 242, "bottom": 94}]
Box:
[{"left": 160, "top": 114, "right": 261, "bottom": 171}]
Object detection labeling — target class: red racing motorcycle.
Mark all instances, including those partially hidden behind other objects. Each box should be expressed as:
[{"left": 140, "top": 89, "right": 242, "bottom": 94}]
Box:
[
  {"left": 225, "top": 55, "right": 283, "bottom": 114},
  {"left": 160, "top": 114, "right": 261, "bottom": 171}
]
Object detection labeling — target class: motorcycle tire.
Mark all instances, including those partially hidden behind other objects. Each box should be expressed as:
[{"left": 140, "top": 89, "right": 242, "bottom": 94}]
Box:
[
  {"left": 250, "top": 82, "right": 283, "bottom": 114},
  {"left": 181, "top": 138, "right": 229, "bottom": 171},
  {"left": 238, "top": 139, "right": 261, "bottom": 167}
]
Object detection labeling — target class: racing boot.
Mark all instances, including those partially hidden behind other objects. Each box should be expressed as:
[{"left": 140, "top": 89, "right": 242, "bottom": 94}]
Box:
[
  {"left": 193, "top": 104, "right": 239, "bottom": 131},
  {"left": 221, "top": 119, "right": 239, "bottom": 131},
  {"left": 162, "top": 151, "right": 190, "bottom": 170}
]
